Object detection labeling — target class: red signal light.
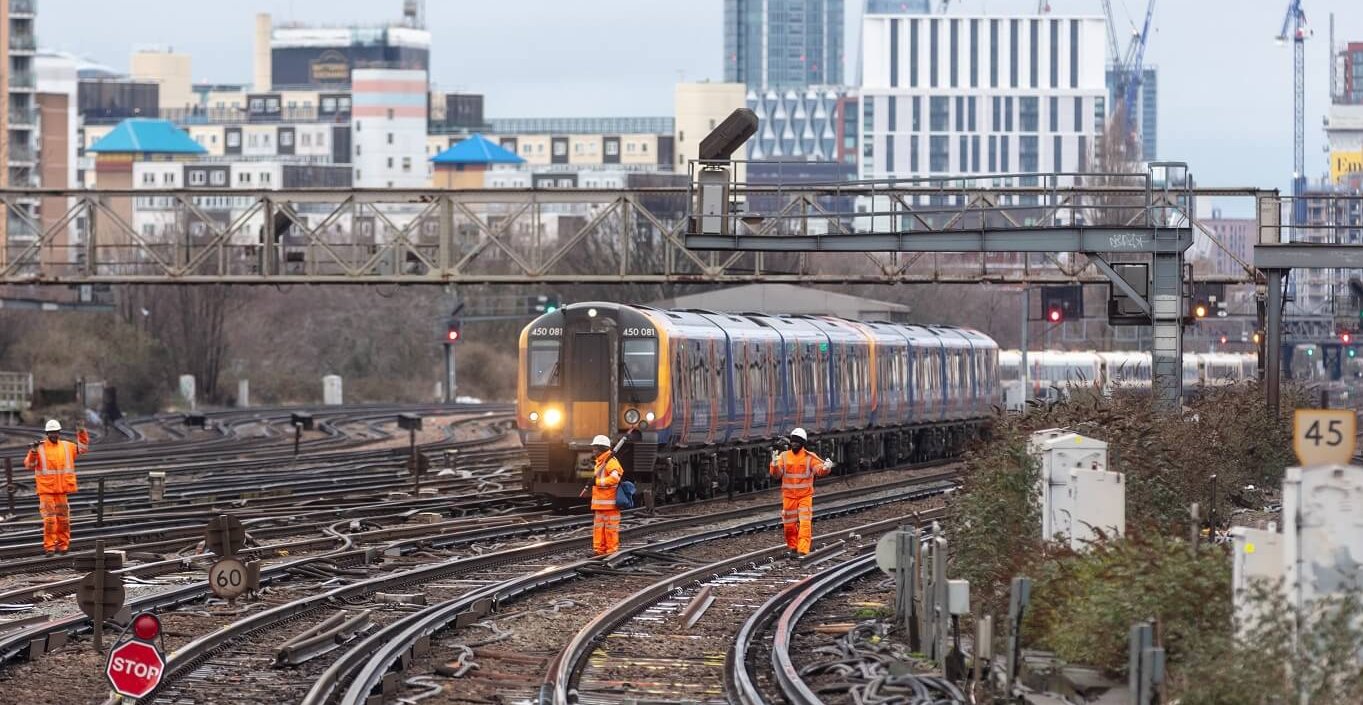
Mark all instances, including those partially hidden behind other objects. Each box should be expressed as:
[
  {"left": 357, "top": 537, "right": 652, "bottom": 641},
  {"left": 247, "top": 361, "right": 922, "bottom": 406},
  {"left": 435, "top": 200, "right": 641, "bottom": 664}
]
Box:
[
  {"left": 132, "top": 613, "right": 160, "bottom": 641},
  {"left": 1342, "top": 332, "right": 1353, "bottom": 344},
  {"left": 446, "top": 329, "right": 460, "bottom": 342},
  {"left": 1047, "top": 307, "right": 1062, "bottom": 323},
  {"left": 1219, "top": 335, "right": 1228, "bottom": 345}
]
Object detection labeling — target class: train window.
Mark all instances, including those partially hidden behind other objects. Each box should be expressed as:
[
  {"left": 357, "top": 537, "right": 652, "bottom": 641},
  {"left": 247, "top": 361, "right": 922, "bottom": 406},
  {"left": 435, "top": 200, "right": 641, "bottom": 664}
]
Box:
[
  {"left": 621, "top": 338, "right": 658, "bottom": 392},
  {"left": 527, "top": 339, "right": 561, "bottom": 392}
]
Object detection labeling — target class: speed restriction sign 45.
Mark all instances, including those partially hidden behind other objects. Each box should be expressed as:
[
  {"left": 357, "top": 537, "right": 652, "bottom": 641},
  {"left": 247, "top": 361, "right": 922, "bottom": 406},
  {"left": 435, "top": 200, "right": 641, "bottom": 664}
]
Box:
[
  {"left": 208, "top": 557, "right": 248, "bottom": 600},
  {"left": 1293, "top": 409, "right": 1358, "bottom": 467}
]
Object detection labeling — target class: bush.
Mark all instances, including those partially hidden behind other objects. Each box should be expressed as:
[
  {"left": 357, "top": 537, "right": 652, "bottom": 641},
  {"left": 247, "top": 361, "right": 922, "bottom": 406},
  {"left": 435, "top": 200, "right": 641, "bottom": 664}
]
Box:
[{"left": 1024, "top": 532, "right": 1232, "bottom": 674}]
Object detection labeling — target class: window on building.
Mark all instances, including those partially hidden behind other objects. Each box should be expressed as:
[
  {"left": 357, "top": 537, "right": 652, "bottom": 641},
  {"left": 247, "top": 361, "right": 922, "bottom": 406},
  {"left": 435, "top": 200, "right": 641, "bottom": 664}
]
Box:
[
  {"left": 356, "top": 144, "right": 362, "bottom": 156},
  {"left": 625, "top": 142, "right": 635, "bottom": 153},
  {"left": 301, "top": 132, "right": 311, "bottom": 147},
  {"left": 317, "top": 131, "right": 327, "bottom": 147},
  {"left": 1020, "top": 135, "right": 1038, "bottom": 172},
  {"left": 1069, "top": 20, "right": 1080, "bottom": 88},
  {"left": 930, "top": 135, "right": 949, "bottom": 172},
  {"left": 1074, "top": 97, "right": 1084, "bottom": 132},
  {"left": 355, "top": 121, "right": 361, "bottom": 132},
  {"left": 955, "top": 96, "right": 964, "bottom": 132},
  {"left": 910, "top": 136, "right": 919, "bottom": 171},
  {"left": 641, "top": 142, "right": 648, "bottom": 153},
  {"left": 248, "top": 134, "right": 259, "bottom": 148},
  {"left": 968, "top": 97, "right": 977, "bottom": 132},
  {"left": 885, "top": 135, "right": 895, "bottom": 173},
  {"left": 929, "top": 97, "right": 949, "bottom": 131},
  {"left": 190, "top": 170, "right": 207, "bottom": 186},
  {"left": 239, "top": 172, "right": 251, "bottom": 184},
  {"left": 211, "top": 171, "right": 226, "bottom": 186},
  {"left": 387, "top": 157, "right": 394, "bottom": 168},
  {"left": 339, "top": 97, "right": 351, "bottom": 111},
  {"left": 959, "top": 135, "right": 968, "bottom": 172},
  {"left": 1049, "top": 97, "right": 1059, "bottom": 132},
  {"left": 929, "top": 18, "right": 939, "bottom": 87},
  {"left": 553, "top": 141, "right": 567, "bottom": 156},
  {"left": 1010, "top": 20, "right": 1020, "bottom": 87},
  {"left": 1020, "top": 97, "right": 1038, "bottom": 132},
  {"left": 141, "top": 172, "right": 155, "bottom": 185},
  {"left": 402, "top": 156, "right": 412, "bottom": 172},
  {"left": 1050, "top": 19, "right": 1060, "bottom": 88},
  {"left": 1053, "top": 135, "right": 1063, "bottom": 172},
  {"left": 227, "top": 132, "right": 241, "bottom": 147},
  {"left": 970, "top": 19, "right": 980, "bottom": 87},
  {"left": 249, "top": 98, "right": 264, "bottom": 112},
  {"left": 387, "top": 133, "right": 394, "bottom": 145},
  {"left": 280, "top": 131, "right": 294, "bottom": 147},
  {"left": 1029, "top": 20, "right": 1039, "bottom": 88},
  {"left": 606, "top": 141, "right": 619, "bottom": 156},
  {"left": 1001, "top": 135, "right": 1010, "bottom": 170},
  {"left": 949, "top": 19, "right": 959, "bottom": 87},
  {"left": 972, "top": 135, "right": 981, "bottom": 172},
  {"left": 356, "top": 169, "right": 362, "bottom": 181},
  {"left": 267, "top": 98, "right": 280, "bottom": 112},
  {"left": 990, "top": 19, "right": 1000, "bottom": 87},
  {"left": 890, "top": 18, "right": 900, "bottom": 87},
  {"left": 909, "top": 18, "right": 919, "bottom": 87},
  {"left": 387, "top": 108, "right": 395, "bottom": 120},
  {"left": 323, "top": 97, "right": 337, "bottom": 112},
  {"left": 261, "top": 172, "right": 272, "bottom": 185},
  {"left": 1005, "top": 97, "right": 1014, "bottom": 131},
  {"left": 888, "top": 96, "right": 898, "bottom": 132},
  {"left": 162, "top": 172, "right": 175, "bottom": 185}
]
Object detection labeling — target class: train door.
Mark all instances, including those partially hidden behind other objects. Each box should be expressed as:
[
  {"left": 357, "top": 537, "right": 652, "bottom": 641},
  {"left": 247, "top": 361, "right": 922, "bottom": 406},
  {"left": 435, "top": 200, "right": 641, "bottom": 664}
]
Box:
[{"left": 569, "top": 332, "right": 612, "bottom": 442}]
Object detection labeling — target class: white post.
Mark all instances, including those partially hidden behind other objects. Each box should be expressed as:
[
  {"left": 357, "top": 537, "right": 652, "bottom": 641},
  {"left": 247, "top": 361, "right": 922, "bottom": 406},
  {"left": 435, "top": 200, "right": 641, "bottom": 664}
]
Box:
[
  {"left": 322, "top": 375, "right": 343, "bottom": 405},
  {"left": 237, "top": 379, "right": 250, "bottom": 408},
  {"left": 179, "top": 374, "right": 196, "bottom": 411}
]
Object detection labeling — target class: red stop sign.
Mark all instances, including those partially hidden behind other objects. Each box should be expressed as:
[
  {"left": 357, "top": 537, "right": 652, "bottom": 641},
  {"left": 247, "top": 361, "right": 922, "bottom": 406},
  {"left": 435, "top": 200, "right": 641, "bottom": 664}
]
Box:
[{"left": 106, "top": 639, "right": 166, "bottom": 698}]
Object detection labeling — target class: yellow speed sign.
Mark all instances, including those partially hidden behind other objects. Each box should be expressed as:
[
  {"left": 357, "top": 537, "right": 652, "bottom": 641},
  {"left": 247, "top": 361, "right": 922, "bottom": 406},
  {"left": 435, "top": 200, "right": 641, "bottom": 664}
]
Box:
[{"left": 1293, "top": 409, "right": 1357, "bottom": 467}]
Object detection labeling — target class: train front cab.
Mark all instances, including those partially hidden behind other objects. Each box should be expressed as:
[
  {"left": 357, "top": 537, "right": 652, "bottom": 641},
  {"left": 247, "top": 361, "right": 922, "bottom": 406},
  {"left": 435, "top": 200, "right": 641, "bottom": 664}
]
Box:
[{"left": 518, "top": 302, "right": 667, "bottom": 506}]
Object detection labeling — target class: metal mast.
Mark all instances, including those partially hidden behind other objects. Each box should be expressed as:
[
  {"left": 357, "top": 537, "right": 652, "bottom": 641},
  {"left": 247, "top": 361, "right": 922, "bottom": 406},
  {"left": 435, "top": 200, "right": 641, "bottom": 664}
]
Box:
[{"left": 1277, "top": 0, "right": 1309, "bottom": 229}]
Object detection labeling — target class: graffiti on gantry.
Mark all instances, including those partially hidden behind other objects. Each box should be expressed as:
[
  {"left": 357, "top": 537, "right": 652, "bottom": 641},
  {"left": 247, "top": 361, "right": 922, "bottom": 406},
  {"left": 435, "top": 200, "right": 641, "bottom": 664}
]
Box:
[{"left": 1107, "top": 232, "right": 1148, "bottom": 250}]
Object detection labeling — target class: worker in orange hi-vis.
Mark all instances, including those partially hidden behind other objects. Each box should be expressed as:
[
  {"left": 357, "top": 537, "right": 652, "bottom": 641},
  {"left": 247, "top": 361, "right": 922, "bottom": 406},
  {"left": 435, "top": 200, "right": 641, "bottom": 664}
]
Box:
[
  {"left": 24, "top": 419, "right": 89, "bottom": 556},
  {"left": 769, "top": 428, "right": 833, "bottom": 557},
  {"left": 587, "top": 434, "right": 623, "bottom": 555}
]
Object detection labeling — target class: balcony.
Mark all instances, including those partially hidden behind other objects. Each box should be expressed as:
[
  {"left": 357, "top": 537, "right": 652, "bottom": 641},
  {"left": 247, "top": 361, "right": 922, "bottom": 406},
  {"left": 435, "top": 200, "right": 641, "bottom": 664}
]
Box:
[
  {"left": 8, "top": 107, "right": 35, "bottom": 126},
  {"left": 8, "top": 71, "right": 34, "bottom": 90},
  {"left": 7, "top": 145, "right": 35, "bottom": 163},
  {"left": 9, "top": 0, "right": 35, "bottom": 15},
  {"left": 8, "top": 33, "right": 34, "bottom": 52}
]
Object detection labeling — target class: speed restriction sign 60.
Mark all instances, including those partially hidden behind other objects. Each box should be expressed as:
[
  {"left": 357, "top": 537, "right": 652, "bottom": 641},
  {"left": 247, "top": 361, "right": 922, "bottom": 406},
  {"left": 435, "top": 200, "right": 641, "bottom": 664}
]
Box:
[{"left": 208, "top": 557, "right": 248, "bottom": 599}]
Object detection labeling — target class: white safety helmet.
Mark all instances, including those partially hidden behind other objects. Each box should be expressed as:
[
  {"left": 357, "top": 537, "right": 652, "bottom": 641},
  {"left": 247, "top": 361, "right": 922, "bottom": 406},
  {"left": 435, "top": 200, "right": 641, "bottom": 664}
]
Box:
[
  {"left": 789, "top": 427, "right": 808, "bottom": 441},
  {"left": 44, "top": 419, "right": 62, "bottom": 433},
  {"left": 591, "top": 434, "right": 612, "bottom": 448}
]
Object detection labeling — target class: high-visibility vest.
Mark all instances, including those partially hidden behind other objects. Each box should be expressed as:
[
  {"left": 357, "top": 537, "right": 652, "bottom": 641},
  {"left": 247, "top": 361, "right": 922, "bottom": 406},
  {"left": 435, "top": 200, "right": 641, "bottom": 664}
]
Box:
[
  {"left": 26, "top": 432, "right": 87, "bottom": 495},
  {"left": 770, "top": 448, "right": 826, "bottom": 498},
  {"left": 591, "top": 452, "right": 623, "bottom": 511}
]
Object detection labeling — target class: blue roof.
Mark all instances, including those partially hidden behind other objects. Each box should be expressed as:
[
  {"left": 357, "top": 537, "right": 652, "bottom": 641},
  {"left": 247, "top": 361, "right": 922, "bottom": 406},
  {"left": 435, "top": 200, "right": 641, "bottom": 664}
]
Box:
[
  {"left": 88, "top": 118, "right": 208, "bottom": 155},
  {"left": 431, "top": 134, "right": 524, "bottom": 165}
]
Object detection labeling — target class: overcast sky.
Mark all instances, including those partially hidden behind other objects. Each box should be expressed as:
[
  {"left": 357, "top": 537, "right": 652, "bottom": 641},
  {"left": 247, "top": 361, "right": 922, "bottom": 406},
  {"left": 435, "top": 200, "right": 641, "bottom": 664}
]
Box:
[{"left": 34, "top": 0, "right": 1363, "bottom": 195}]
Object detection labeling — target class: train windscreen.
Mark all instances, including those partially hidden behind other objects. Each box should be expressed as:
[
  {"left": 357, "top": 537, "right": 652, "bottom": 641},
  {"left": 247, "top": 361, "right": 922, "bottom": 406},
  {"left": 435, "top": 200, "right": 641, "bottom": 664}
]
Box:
[
  {"left": 621, "top": 338, "right": 658, "bottom": 391},
  {"left": 528, "top": 339, "right": 561, "bottom": 388}
]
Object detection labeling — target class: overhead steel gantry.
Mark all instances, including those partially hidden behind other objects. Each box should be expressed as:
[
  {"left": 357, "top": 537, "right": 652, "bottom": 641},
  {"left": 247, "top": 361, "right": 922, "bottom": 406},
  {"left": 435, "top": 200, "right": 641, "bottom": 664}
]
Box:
[{"left": 688, "top": 153, "right": 1200, "bottom": 410}]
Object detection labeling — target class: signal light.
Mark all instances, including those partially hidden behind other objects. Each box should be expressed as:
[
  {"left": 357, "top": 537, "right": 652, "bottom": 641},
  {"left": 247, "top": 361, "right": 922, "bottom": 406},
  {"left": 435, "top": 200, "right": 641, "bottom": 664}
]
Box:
[
  {"left": 1219, "top": 335, "right": 1228, "bottom": 345},
  {"left": 132, "top": 613, "right": 161, "bottom": 641},
  {"left": 1046, "top": 306, "right": 1063, "bottom": 323},
  {"left": 1252, "top": 331, "right": 1263, "bottom": 345},
  {"left": 1193, "top": 303, "right": 1208, "bottom": 318},
  {"left": 1350, "top": 347, "right": 1358, "bottom": 359},
  {"left": 1342, "top": 332, "right": 1353, "bottom": 344},
  {"left": 443, "top": 318, "right": 463, "bottom": 344}
]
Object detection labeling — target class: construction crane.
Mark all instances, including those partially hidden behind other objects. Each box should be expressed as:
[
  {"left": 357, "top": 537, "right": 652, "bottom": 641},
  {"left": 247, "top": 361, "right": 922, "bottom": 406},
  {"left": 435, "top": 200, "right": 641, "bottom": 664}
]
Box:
[
  {"left": 1277, "top": 0, "right": 1310, "bottom": 226},
  {"left": 1103, "top": 0, "right": 1157, "bottom": 163}
]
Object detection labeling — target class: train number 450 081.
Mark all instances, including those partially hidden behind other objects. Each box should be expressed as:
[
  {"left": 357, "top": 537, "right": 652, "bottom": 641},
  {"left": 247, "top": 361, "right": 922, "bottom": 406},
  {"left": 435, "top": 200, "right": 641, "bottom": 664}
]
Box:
[{"left": 622, "top": 328, "right": 655, "bottom": 337}]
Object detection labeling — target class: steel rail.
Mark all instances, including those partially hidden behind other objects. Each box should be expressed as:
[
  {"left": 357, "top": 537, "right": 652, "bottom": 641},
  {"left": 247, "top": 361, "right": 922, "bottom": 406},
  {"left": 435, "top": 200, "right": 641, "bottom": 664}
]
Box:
[{"left": 770, "top": 554, "right": 882, "bottom": 705}]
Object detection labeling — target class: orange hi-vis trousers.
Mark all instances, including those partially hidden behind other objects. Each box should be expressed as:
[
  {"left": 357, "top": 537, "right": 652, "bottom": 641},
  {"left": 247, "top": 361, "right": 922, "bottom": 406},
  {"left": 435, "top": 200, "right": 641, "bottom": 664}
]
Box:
[
  {"left": 780, "top": 494, "right": 814, "bottom": 554},
  {"left": 593, "top": 510, "right": 620, "bottom": 555},
  {"left": 39, "top": 493, "right": 71, "bottom": 553}
]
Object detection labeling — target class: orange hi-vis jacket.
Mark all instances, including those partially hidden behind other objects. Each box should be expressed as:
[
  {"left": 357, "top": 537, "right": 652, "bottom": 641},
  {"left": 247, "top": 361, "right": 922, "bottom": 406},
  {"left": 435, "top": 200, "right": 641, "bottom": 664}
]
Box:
[
  {"left": 591, "top": 451, "right": 624, "bottom": 511},
  {"left": 25, "top": 429, "right": 89, "bottom": 495},
  {"left": 769, "top": 447, "right": 828, "bottom": 498}
]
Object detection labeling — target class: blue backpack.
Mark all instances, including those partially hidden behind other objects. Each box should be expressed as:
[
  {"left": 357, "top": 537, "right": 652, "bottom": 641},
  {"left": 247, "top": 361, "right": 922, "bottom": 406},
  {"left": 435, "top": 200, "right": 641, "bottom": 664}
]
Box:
[{"left": 616, "top": 480, "right": 637, "bottom": 510}]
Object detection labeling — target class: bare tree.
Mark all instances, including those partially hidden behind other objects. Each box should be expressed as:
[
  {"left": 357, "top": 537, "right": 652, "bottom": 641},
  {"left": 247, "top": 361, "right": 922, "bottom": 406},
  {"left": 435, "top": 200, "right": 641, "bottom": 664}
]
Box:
[{"left": 120, "top": 286, "right": 235, "bottom": 403}]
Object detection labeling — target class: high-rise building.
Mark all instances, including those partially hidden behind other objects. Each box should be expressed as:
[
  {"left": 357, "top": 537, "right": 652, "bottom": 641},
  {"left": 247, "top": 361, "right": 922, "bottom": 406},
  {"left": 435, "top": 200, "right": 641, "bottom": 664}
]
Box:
[
  {"left": 859, "top": 13, "right": 1107, "bottom": 180},
  {"left": 1343, "top": 41, "right": 1363, "bottom": 105},
  {"left": 258, "top": 12, "right": 431, "bottom": 91},
  {"left": 747, "top": 87, "right": 857, "bottom": 164},
  {"left": 725, "top": 0, "right": 844, "bottom": 91},
  {"left": 351, "top": 68, "right": 428, "bottom": 188},
  {"left": 1105, "top": 66, "right": 1157, "bottom": 162},
  {"left": 1, "top": 0, "right": 38, "bottom": 257}
]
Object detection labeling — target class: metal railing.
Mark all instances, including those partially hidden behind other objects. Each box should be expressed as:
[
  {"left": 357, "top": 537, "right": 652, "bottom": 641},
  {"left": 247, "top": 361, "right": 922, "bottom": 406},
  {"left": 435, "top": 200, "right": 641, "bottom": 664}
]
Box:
[
  {"left": 9, "top": 0, "right": 36, "bottom": 15},
  {"left": 7, "top": 107, "right": 36, "bottom": 126},
  {"left": 8, "top": 71, "right": 35, "bottom": 89},
  {"left": 8, "top": 34, "right": 35, "bottom": 52}
]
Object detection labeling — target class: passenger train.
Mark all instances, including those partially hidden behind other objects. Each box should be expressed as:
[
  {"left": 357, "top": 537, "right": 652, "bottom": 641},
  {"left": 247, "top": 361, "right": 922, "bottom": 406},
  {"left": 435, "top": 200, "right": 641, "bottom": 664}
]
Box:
[
  {"left": 517, "top": 303, "right": 1001, "bottom": 506},
  {"left": 998, "top": 350, "right": 1260, "bottom": 408}
]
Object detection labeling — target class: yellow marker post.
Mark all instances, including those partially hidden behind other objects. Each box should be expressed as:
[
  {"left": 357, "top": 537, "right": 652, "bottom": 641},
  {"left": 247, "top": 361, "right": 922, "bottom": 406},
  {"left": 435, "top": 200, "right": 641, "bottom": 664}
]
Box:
[{"left": 1293, "top": 409, "right": 1357, "bottom": 467}]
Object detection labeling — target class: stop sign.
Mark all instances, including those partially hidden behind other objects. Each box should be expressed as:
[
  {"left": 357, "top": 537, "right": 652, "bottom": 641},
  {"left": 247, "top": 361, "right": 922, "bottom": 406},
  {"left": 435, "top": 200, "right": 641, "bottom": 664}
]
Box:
[{"left": 106, "top": 639, "right": 165, "bottom": 698}]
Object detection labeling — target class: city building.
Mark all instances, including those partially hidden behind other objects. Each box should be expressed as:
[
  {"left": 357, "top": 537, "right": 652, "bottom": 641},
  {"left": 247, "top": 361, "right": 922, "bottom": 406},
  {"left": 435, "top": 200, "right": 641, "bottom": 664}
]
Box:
[
  {"left": 1105, "top": 66, "right": 1157, "bottom": 162},
  {"left": 675, "top": 82, "right": 747, "bottom": 171},
  {"left": 858, "top": 13, "right": 1108, "bottom": 181},
  {"left": 130, "top": 48, "right": 192, "bottom": 112},
  {"left": 35, "top": 51, "right": 78, "bottom": 258},
  {"left": 1191, "top": 207, "right": 1254, "bottom": 278},
  {"left": 351, "top": 68, "right": 428, "bottom": 188},
  {"left": 430, "top": 134, "right": 523, "bottom": 189},
  {"left": 1342, "top": 41, "right": 1363, "bottom": 105},
  {"left": 725, "top": 0, "right": 844, "bottom": 91},
  {"left": 747, "top": 87, "right": 857, "bottom": 164},
  {"left": 257, "top": 11, "right": 431, "bottom": 91},
  {"left": 2, "top": 0, "right": 39, "bottom": 253}
]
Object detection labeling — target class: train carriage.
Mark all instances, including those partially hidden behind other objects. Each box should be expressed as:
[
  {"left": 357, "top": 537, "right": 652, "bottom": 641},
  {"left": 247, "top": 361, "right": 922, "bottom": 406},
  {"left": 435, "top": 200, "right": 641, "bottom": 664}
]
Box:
[{"left": 517, "top": 302, "right": 1000, "bottom": 506}]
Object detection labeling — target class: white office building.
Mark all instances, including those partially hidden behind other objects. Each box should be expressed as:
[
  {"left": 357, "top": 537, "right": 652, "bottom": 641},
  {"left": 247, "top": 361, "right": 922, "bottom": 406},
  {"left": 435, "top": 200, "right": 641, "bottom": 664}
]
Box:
[{"left": 859, "top": 13, "right": 1107, "bottom": 181}]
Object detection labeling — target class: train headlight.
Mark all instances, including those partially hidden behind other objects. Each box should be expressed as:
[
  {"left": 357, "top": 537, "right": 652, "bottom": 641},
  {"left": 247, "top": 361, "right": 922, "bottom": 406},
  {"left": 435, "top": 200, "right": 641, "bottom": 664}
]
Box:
[
  {"left": 623, "top": 408, "right": 641, "bottom": 425},
  {"left": 542, "top": 408, "right": 563, "bottom": 428},
  {"left": 644, "top": 411, "right": 655, "bottom": 423},
  {"left": 528, "top": 411, "right": 540, "bottom": 424},
  {"left": 587, "top": 308, "right": 598, "bottom": 318}
]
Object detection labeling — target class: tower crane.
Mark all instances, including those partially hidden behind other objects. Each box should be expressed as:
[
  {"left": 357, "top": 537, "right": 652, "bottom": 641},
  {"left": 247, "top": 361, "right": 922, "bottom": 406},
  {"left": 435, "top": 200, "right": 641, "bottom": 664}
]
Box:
[
  {"left": 1103, "top": 0, "right": 1157, "bottom": 162},
  {"left": 1277, "top": 0, "right": 1310, "bottom": 227}
]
